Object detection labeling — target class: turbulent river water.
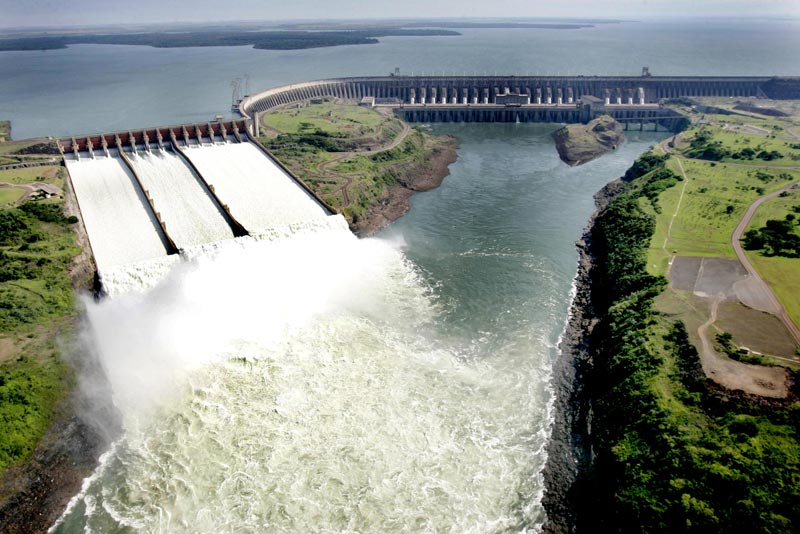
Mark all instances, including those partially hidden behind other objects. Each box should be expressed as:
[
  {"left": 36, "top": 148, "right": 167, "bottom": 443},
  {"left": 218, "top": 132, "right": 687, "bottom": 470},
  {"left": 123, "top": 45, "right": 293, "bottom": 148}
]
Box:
[
  {"left": 52, "top": 125, "right": 664, "bottom": 532},
  {"left": 1, "top": 17, "right": 791, "bottom": 534}
]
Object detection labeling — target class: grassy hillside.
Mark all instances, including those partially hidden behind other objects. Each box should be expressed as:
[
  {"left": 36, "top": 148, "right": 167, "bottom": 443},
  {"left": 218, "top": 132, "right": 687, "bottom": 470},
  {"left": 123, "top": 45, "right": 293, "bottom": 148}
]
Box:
[
  {"left": 583, "top": 152, "right": 800, "bottom": 532},
  {"left": 260, "top": 99, "right": 454, "bottom": 224},
  {"left": 0, "top": 194, "right": 81, "bottom": 472}
]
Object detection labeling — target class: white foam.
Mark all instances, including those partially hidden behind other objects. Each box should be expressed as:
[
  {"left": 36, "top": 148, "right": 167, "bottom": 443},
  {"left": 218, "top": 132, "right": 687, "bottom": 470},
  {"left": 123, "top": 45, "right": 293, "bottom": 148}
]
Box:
[
  {"left": 127, "top": 149, "right": 234, "bottom": 249},
  {"left": 182, "top": 141, "right": 328, "bottom": 233},
  {"left": 54, "top": 222, "right": 552, "bottom": 532},
  {"left": 65, "top": 151, "right": 170, "bottom": 270}
]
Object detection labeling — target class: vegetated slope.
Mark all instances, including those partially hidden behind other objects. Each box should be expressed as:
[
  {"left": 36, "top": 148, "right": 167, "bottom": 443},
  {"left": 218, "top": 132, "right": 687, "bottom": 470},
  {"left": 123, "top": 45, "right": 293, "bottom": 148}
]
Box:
[
  {"left": 581, "top": 152, "right": 800, "bottom": 532},
  {"left": 260, "top": 101, "right": 457, "bottom": 234},
  {"left": 0, "top": 200, "right": 80, "bottom": 470}
]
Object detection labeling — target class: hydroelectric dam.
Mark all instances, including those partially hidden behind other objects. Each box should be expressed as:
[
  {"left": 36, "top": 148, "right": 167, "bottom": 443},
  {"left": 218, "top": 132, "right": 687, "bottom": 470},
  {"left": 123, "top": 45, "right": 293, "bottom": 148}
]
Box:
[
  {"left": 59, "top": 120, "right": 337, "bottom": 293},
  {"left": 239, "top": 73, "right": 800, "bottom": 128},
  {"left": 49, "top": 72, "right": 800, "bottom": 531},
  {"left": 59, "top": 73, "right": 800, "bottom": 292}
]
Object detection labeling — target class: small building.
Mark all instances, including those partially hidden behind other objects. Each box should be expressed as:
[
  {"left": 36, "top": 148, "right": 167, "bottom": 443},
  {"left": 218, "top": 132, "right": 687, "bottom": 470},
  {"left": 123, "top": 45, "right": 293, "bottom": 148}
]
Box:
[
  {"left": 359, "top": 96, "right": 376, "bottom": 108},
  {"left": 495, "top": 93, "right": 529, "bottom": 106}
]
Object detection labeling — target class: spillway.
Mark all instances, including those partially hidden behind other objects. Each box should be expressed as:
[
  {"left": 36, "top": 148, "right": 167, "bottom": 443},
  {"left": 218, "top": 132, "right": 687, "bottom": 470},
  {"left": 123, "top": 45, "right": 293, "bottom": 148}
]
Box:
[
  {"left": 183, "top": 141, "right": 328, "bottom": 233},
  {"left": 65, "top": 151, "right": 170, "bottom": 271},
  {"left": 127, "top": 149, "right": 234, "bottom": 249}
]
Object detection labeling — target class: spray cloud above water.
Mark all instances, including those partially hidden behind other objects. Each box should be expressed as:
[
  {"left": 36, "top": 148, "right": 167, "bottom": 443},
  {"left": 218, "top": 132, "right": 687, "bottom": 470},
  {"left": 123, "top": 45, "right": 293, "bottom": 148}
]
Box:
[{"left": 53, "top": 217, "right": 553, "bottom": 532}]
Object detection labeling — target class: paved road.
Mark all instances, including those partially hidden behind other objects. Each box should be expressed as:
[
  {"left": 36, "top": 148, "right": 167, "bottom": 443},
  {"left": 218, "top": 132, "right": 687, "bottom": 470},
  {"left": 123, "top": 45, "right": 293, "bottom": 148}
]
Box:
[{"left": 731, "top": 180, "right": 800, "bottom": 345}]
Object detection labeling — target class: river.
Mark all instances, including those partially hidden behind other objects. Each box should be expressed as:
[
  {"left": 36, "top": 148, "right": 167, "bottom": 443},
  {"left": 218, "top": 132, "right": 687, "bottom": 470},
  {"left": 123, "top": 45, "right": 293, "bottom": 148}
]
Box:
[{"left": 0, "top": 18, "right": 793, "bottom": 533}]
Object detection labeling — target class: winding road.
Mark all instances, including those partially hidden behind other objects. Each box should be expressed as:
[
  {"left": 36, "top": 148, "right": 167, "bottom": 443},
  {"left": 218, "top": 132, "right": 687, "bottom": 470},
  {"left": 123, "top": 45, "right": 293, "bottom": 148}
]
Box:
[{"left": 731, "top": 180, "right": 800, "bottom": 344}]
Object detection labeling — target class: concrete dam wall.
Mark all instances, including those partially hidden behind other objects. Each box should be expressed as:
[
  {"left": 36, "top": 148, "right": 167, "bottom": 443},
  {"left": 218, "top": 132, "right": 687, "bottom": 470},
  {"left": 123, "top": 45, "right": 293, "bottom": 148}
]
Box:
[
  {"left": 240, "top": 75, "right": 800, "bottom": 126},
  {"left": 61, "top": 120, "right": 334, "bottom": 286}
]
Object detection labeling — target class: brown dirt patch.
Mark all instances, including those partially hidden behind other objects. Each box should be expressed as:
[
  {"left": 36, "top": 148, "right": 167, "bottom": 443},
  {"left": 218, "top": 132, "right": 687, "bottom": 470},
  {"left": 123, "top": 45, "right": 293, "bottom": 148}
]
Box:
[
  {"left": 0, "top": 337, "right": 16, "bottom": 363},
  {"left": 716, "top": 301, "right": 799, "bottom": 359},
  {"left": 663, "top": 259, "right": 793, "bottom": 398}
]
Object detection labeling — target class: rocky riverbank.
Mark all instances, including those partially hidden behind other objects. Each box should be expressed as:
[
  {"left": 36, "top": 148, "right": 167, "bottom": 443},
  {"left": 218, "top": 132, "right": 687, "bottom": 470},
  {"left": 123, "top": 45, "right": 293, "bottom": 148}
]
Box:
[
  {"left": 0, "top": 173, "right": 118, "bottom": 534},
  {"left": 0, "top": 360, "right": 119, "bottom": 534},
  {"left": 350, "top": 135, "right": 459, "bottom": 236},
  {"left": 541, "top": 179, "right": 626, "bottom": 534},
  {"left": 553, "top": 115, "right": 625, "bottom": 167}
]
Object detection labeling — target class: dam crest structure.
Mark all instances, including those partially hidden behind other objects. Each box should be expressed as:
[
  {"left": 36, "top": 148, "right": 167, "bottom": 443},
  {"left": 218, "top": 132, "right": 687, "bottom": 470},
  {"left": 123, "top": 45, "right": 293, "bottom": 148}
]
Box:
[
  {"left": 58, "top": 73, "right": 800, "bottom": 293},
  {"left": 239, "top": 73, "right": 800, "bottom": 130}
]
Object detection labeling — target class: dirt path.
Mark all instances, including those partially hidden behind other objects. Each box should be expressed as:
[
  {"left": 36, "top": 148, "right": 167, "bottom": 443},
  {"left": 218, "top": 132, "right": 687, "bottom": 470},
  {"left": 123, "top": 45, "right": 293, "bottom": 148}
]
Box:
[
  {"left": 731, "top": 179, "right": 800, "bottom": 344},
  {"left": 322, "top": 121, "right": 412, "bottom": 208},
  {"left": 320, "top": 121, "right": 411, "bottom": 173},
  {"left": 664, "top": 157, "right": 690, "bottom": 258},
  {"left": 664, "top": 156, "right": 798, "bottom": 398},
  {"left": 697, "top": 298, "right": 789, "bottom": 398}
]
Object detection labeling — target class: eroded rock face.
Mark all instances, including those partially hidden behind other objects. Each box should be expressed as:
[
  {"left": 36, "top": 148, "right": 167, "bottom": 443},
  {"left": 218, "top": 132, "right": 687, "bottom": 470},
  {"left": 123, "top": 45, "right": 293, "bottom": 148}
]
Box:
[{"left": 553, "top": 115, "right": 625, "bottom": 166}]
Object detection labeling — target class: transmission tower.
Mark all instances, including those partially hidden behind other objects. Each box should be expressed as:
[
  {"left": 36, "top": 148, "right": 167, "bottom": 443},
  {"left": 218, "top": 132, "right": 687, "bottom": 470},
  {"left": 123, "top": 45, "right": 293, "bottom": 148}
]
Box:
[{"left": 231, "top": 78, "right": 242, "bottom": 110}]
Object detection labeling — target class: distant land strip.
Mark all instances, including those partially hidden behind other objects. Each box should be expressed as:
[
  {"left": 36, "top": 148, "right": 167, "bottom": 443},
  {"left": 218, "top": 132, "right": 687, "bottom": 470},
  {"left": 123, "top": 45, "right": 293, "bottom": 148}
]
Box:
[
  {"left": 279, "top": 22, "right": 597, "bottom": 31},
  {"left": 0, "top": 20, "right": 609, "bottom": 52},
  {"left": 0, "top": 29, "right": 462, "bottom": 52}
]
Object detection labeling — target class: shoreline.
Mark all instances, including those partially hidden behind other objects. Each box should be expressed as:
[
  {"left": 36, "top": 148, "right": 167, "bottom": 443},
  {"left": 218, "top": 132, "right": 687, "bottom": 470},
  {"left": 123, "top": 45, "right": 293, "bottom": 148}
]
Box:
[
  {"left": 541, "top": 179, "right": 626, "bottom": 533},
  {"left": 0, "top": 330, "right": 120, "bottom": 534},
  {"left": 350, "top": 134, "right": 459, "bottom": 236},
  {"left": 0, "top": 178, "right": 118, "bottom": 534}
]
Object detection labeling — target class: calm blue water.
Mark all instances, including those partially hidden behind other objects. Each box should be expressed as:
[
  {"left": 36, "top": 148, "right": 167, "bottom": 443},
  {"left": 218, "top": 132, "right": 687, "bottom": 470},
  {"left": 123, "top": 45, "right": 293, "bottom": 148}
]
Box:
[
  {"left": 1, "top": 19, "right": 798, "bottom": 139},
  {"left": 2, "top": 19, "right": 789, "bottom": 532}
]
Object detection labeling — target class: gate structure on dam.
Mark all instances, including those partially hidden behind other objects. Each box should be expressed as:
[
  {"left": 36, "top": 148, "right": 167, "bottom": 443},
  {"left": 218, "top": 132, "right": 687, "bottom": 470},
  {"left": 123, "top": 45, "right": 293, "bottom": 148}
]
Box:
[
  {"left": 54, "top": 73, "right": 800, "bottom": 289},
  {"left": 58, "top": 119, "right": 336, "bottom": 290},
  {"left": 239, "top": 74, "right": 800, "bottom": 130}
]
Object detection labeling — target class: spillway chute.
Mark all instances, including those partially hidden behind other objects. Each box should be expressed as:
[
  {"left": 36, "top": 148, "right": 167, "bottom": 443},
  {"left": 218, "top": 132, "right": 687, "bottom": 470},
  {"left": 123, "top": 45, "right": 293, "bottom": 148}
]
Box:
[
  {"left": 64, "top": 122, "right": 339, "bottom": 296},
  {"left": 64, "top": 150, "right": 172, "bottom": 273}
]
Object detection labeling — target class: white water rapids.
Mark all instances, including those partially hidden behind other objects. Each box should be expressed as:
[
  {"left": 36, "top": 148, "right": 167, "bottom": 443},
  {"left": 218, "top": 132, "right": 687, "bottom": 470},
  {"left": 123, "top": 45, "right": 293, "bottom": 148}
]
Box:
[{"left": 53, "top": 215, "right": 553, "bottom": 533}]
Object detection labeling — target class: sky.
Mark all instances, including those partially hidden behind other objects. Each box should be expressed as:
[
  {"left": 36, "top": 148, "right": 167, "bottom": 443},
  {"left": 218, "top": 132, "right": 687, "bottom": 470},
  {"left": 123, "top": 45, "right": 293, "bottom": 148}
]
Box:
[{"left": 0, "top": 0, "right": 798, "bottom": 29}]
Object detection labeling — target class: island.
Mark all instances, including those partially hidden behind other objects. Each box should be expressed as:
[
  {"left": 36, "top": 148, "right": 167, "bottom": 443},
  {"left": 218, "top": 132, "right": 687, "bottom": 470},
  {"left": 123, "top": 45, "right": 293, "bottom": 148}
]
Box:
[{"left": 552, "top": 114, "right": 625, "bottom": 166}]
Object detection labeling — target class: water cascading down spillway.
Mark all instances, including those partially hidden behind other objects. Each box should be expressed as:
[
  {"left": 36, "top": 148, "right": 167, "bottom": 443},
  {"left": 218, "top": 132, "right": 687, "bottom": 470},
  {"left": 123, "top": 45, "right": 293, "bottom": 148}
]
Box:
[
  {"left": 65, "top": 129, "right": 333, "bottom": 293},
  {"left": 56, "top": 117, "right": 573, "bottom": 533}
]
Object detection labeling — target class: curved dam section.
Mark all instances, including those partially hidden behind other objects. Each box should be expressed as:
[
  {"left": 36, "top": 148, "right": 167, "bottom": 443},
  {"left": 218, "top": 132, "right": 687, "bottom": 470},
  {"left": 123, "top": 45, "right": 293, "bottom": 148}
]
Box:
[{"left": 240, "top": 75, "right": 800, "bottom": 121}]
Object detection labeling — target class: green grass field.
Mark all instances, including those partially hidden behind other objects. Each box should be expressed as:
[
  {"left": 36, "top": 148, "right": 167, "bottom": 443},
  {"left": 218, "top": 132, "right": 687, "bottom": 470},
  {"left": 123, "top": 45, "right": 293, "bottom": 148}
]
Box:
[
  {"left": 261, "top": 100, "right": 447, "bottom": 223},
  {"left": 0, "top": 198, "right": 81, "bottom": 472},
  {"left": 742, "top": 186, "right": 800, "bottom": 327},
  {"left": 0, "top": 187, "right": 25, "bottom": 204},
  {"left": 646, "top": 159, "right": 797, "bottom": 275},
  {"left": 0, "top": 140, "right": 35, "bottom": 155},
  {"left": 0, "top": 165, "right": 64, "bottom": 187},
  {"left": 673, "top": 124, "right": 800, "bottom": 167},
  {"left": 261, "top": 100, "right": 386, "bottom": 137}
]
